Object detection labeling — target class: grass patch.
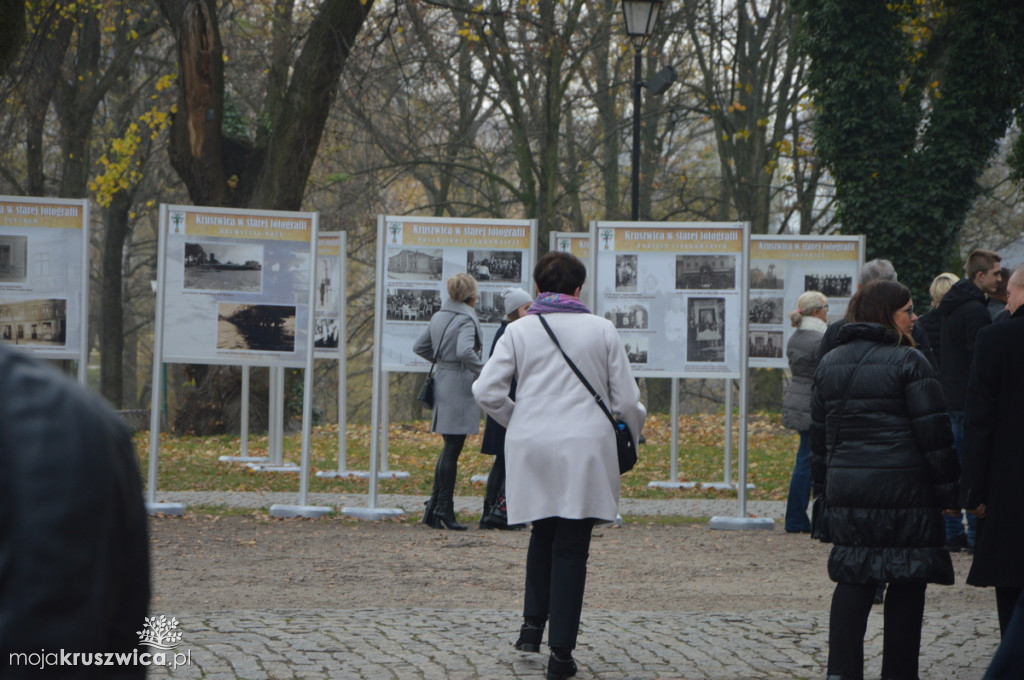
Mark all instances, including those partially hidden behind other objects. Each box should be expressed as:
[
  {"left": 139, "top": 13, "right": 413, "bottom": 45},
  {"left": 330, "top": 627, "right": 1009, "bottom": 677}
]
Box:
[{"left": 135, "top": 412, "right": 797, "bottom": 502}]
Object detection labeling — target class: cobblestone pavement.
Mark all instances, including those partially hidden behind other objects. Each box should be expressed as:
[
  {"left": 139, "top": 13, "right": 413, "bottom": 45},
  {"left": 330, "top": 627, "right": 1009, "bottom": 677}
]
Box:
[
  {"left": 144, "top": 492, "right": 999, "bottom": 680},
  {"left": 147, "top": 607, "right": 995, "bottom": 680}
]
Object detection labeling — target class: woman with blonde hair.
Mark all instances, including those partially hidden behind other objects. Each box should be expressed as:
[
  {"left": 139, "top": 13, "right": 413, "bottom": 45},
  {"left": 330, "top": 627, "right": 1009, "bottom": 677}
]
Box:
[
  {"left": 413, "top": 272, "right": 485, "bottom": 530},
  {"left": 781, "top": 290, "right": 829, "bottom": 533},
  {"left": 916, "top": 272, "right": 959, "bottom": 369}
]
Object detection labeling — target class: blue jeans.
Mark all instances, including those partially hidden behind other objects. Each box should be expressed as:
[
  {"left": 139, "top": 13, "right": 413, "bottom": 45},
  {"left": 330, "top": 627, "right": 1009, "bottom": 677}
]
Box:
[
  {"left": 785, "top": 431, "right": 812, "bottom": 533},
  {"left": 945, "top": 412, "right": 977, "bottom": 546}
]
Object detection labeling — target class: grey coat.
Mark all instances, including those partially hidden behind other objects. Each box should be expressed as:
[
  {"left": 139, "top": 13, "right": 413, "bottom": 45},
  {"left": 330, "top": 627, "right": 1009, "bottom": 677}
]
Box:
[
  {"left": 414, "top": 300, "right": 485, "bottom": 434},
  {"left": 782, "top": 321, "right": 824, "bottom": 431}
]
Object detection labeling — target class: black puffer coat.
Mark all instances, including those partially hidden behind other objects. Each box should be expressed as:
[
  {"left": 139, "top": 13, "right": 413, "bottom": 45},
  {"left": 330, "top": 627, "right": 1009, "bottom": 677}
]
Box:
[{"left": 810, "top": 323, "right": 959, "bottom": 585}]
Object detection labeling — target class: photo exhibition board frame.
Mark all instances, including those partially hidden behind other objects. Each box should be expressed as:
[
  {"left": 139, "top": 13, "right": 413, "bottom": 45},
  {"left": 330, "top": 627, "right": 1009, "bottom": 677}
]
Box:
[
  {"left": 0, "top": 195, "right": 89, "bottom": 375},
  {"left": 313, "top": 232, "right": 346, "bottom": 360},
  {"left": 747, "top": 235, "right": 865, "bottom": 369},
  {"left": 590, "top": 221, "right": 749, "bottom": 379},
  {"left": 376, "top": 215, "right": 538, "bottom": 373}
]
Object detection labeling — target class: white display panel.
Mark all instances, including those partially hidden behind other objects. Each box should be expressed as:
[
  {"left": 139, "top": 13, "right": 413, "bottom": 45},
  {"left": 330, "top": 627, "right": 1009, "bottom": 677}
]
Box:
[
  {"left": 747, "top": 235, "right": 864, "bottom": 368},
  {"left": 592, "top": 221, "right": 748, "bottom": 379},
  {"left": 0, "top": 196, "right": 88, "bottom": 363},
  {"left": 158, "top": 204, "right": 317, "bottom": 367},
  {"left": 378, "top": 216, "right": 537, "bottom": 372},
  {"left": 549, "top": 231, "right": 593, "bottom": 308},
  {"left": 313, "top": 232, "right": 345, "bottom": 359}
]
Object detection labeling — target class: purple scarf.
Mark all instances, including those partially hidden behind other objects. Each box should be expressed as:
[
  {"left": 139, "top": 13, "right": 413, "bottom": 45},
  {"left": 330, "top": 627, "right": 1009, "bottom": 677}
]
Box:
[{"left": 526, "top": 292, "right": 592, "bottom": 315}]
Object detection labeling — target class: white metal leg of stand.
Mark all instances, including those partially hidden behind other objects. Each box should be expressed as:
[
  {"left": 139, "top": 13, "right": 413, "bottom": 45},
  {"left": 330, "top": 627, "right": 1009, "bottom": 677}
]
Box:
[
  {"left": 317, "top": 357, "right": 364, "bottom": 478},
  {"left": 703, "top": 380, "right": 752, "bottom": 491},
  {"left": 351, "top": 370, "right": 407, "bottom": 480},
  {"left": 649, "top": 377, "right": 696, "bottom": 489},
  {"left": 220, "top": 366, "right": 269, "bottom": 463},
  {"left": 250, "top": 367, "right": 299, "bottom": 472}
]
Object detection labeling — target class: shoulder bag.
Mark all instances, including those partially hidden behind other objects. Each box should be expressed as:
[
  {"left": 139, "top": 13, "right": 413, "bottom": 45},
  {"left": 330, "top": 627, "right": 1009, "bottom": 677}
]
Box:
[
  {"left": 417, "top": 313, "right": 457, "bottom": 410},
  {"left": 811, "top": 342, "right": 879, "bottom": 542},
  {"left": 537, "top": 315, "right": 637, "bottom": 474}
]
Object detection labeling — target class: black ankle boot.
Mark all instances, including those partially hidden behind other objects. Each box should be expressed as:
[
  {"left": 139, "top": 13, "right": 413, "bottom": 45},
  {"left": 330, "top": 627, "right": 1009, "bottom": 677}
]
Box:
[
  {"left": 434, "top": 506, "right": 467, "bottom": 531},
  {"left": 422, "top": 497, "right": 441, "bottom": 529},
  {"left": 546, "top": 651, "right": 576, "bottom": 680},
  {"left": 514, "top": 622, "right": 544, "bottom": 653}
]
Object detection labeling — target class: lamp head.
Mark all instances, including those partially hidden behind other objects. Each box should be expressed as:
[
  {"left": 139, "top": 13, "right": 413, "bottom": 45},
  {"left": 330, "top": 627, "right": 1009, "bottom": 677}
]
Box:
[{"left": 621, "top": 0, "right": 664, "bottom": 45}]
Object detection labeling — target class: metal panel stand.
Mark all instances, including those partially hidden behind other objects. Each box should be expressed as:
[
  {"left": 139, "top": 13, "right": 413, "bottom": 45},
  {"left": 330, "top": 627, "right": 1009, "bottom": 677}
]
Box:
[
  {"left": 220, "top": 366, "right": 269, "bottom": 463},
  {"left": 649, "top": 377, "right": 697, "bottom": 489}
]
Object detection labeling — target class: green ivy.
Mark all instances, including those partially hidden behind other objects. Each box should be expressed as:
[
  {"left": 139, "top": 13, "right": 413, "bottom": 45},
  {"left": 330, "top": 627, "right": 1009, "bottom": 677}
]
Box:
[{"left": 794, "top": 0, "right": 1024, "bottom": 300}]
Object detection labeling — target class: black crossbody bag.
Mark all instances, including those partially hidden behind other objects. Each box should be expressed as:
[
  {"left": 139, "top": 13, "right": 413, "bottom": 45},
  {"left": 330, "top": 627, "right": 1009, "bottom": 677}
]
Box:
[
  {"left": 417, "top": 313, "right": 457, "bottom": 409},
  {"left": 537, "top": 315, "right": 637, "bottom": 474}
]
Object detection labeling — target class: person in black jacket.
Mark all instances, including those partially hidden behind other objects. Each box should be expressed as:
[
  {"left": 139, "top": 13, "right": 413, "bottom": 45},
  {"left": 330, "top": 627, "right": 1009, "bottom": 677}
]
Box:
[
  {"left": 0, "top": 343, "right": 150, "bottom": 678},
  {"left": 914, "top": 272, "right": 958, "bottom": 370},
  {"left": 960, "top": 263, "right": 1024, "bottom": 638},
  {"left": 810, "top": 280, "right": 959, "bottom": 680},
  {"left": 479, "top": 287, "right": 532, "bottom": 530},
  {"left": 938, "top": 248, "right": 1001, "bottom": 552}
]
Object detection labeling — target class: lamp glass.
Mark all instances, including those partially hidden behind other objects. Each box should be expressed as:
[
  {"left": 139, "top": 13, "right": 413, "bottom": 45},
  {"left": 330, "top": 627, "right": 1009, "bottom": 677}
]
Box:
[{"left": 621, "top": 0, "right": 662, "bottom": 38}]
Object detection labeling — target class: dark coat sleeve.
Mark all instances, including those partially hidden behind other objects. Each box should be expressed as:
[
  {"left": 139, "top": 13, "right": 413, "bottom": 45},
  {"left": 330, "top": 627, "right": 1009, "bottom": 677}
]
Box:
[
  {"left": 809, "top": 373, "right": 828, "bottom": 497},
  {"left": 903, "top": 351, "right": 960, "bottom": 509},
  {"left": 960, "top": 325, "right": 999, "bottom": 510},
  {"left": 911, "top": 322, "right": 939, "bottom": 372}
]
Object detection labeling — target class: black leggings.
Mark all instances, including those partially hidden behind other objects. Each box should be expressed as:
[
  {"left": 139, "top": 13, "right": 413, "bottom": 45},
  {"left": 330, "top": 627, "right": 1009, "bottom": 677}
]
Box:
[
  {"left": 430, "top": 434, "right": 465, "bottom": 509},
  {"left": 828, "top": 581, "right": 926, "bottom": 680},
  {"left": 483, "top": 453, "right": 506, "bottom": 512},
  {"left": 996, "top": 586, "right": 1024, "bottom": 636}
]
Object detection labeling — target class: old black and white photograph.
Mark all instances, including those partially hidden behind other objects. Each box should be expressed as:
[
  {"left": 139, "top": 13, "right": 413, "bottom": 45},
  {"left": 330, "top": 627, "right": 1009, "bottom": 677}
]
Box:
[
  {"left": 475, "top": 290, "right": 506, "bottom": 324},
  {"left": 466, "top": 250, "right": 522, "bottom": 282},
  {"left": 0, "top": 235, "right": 28, "bottom": 283},
  {"left": 676, "top": 255, "right": 736, "bottom": 290},
  {"left": 217, "top": 303, "right": 296, "bottom": 353},
  {"left": 804, "top": 273, "right": 852, "bottom": 298},
  {"left": 749, "top": 262, "right": 785, "bottom": 290},
  {"left": 749, "top": 296, "right": 784, "bottom": 325},
  {"left": 185, "top": 242, "right": 263, "bottom": 292},
  {"left": 315, "top": 258, "right": 338, "bottom": 310},
  {"left": 0, "top": 298, "right": 67, "bottom": 346},
  {"left": 386, "top": 288, "right": 441, "bottom": 321},
  {"left": 604, "top": 303, "right": 649, "bottom": 330},
  {"left": 623, "top": 337, "right": 648, "bottom": 365},
  {"left": 749, "top": 330, "right": 784, "bottom": 358},
  {"left": 615, "top": 255, "right": 638, "bottom": 292},
  {"left": 314, "top": 316, "right": 339, "bottom": 349},
  {"left": 387, "top": 248, "right": 443, "bottom": 281},
  {"left": 687, "top": 297, "right": 726, "bottom": 362}
]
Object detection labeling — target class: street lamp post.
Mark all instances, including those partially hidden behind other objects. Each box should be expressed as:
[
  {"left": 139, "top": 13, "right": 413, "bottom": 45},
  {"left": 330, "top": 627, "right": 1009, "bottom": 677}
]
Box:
[{"left": 620, "top": 0, "right": 665, "bottom": 221}]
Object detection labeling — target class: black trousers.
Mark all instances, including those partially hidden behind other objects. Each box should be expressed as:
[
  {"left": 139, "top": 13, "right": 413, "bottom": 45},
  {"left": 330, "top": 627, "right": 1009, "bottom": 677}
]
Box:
[
  {"left": 483, "top": 452, "right": 506, "bottom": 514},
  {"left": 523, "top": 517, "right": 596, "bottom": 650},
  {"left": 984, "top": 589, "right": 1024, "bottom": 679},
  {"left": 828, "top": 581, "right": 926, "bottom": 680},
  {"left": 430, "top": 434, "right": 465, "bottom": 511}
]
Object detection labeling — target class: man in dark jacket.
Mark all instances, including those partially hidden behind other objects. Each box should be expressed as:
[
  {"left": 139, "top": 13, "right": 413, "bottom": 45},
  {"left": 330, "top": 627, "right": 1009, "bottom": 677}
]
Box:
[
  {"left": 940, "top": 248, "right": 1002, "bottom": 552},
  {"left": 961, "top": 263, "right": 1024, "bottom": 641},
  {"left": 0, "top": 343, "right": 150, "bottom": 678}
]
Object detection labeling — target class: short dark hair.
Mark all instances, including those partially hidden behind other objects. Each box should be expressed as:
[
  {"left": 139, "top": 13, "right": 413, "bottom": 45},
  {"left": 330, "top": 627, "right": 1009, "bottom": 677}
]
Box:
[
  {"left": 534, "top": 251, "right": 586, "bottom": 295},
  {"left": 847, "top": 280, "right": 913, "bottom": 345},
  {"left": 966, "top": 249, "right": 1001, "bottom": 280}
]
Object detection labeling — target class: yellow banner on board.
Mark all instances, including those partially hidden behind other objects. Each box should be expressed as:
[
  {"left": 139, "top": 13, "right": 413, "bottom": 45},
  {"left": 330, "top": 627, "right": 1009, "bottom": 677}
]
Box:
[
  {"left": 751, "top": 239, "right": 859, "bottom": 261},
  {"left": 604, "top": 226, "right": 743, "bottom": 253},
  {"left": 0, "top": 200, "right": 84, "bottom": 230},
  {"left": 399, "top": 222, "right": 531, "bottom": 249},
  {"left": 170, "top": 209, "right": 312, "bottom": 242}
]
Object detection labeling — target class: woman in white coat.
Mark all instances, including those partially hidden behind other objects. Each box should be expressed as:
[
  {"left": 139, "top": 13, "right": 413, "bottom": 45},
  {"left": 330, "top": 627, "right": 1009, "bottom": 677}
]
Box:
[
  {"left": 473, "top": 252, "right": 646, "bottom": 680},
  {"left": 413, "top": 273, "right": 485, "bottom": 530}
]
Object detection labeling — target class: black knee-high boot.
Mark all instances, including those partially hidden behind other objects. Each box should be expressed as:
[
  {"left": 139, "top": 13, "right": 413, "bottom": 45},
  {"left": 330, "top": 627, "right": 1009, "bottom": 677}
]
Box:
[{"left": 432, "top": 434, "right": 466, "bottom": 530}]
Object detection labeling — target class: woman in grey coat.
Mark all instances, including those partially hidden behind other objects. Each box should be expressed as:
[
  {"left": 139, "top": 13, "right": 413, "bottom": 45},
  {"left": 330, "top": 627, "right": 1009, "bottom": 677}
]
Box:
[
  {"left": 413, "top": 273, "right": 485, "bottom": 530},
  {"left": 782, "top": 290, "right": 828, "bottom": 533}
]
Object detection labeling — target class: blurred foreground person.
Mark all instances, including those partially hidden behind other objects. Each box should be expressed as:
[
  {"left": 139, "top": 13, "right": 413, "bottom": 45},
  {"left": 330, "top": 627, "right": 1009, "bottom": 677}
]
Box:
[
  {"left": 810, "top": 280, "right": 959, "bottom": 680},
  {"left": 473, "top": 252, "right": 645, "bottom": 680},
  {"left": 0, "top": 343, "right": 150, "bottom": 678}
]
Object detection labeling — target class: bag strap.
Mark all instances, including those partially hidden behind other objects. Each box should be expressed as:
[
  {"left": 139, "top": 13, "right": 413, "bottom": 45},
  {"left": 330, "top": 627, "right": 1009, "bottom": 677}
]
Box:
[
  {"left": 427, "top": 313, "right": 458, "bottom": 377},
  {"left": 829, "top": 343, "right": 880, "bottom": 447},
  {"left": 537, "top": 314, "right": 617, "bottom": 428}
]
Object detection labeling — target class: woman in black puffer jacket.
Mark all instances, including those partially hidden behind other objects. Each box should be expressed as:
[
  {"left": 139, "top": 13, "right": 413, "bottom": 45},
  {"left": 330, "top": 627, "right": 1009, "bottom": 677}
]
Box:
[{"left": 810, "top": 280, "right": 959, "bottom": 680}]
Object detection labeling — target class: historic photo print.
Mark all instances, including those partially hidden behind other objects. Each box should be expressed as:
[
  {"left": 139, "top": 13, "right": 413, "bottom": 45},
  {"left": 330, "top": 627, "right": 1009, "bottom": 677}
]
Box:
[
  {"left": 217, "top": 303, "right": 296, "bottom": 353},
  {"left": 387, "top": 248, "right": 443, "bottom": 281},
  {"left": 0, "top": 235, "right": 28, "bottom": 283},
  {"left": 386, "top": 288, "right": 441, "bottom": 322},
  {"left": 749, "top": 330, "right": 784, "bottom": 359},
  {"left": 749, "top": 261, "right": 785, "bottom": 290},
  {"left": 615, "top": 255, "right": 638, "bottom": 292},
  {"left": 467, "top": 250, "right": 523, "bottom": 282},
  {"left": 676, "top": 255, "right": 736, "bottom": 290},
  {"left": 687, "top": 297, "right": 726, "bottom": 362},
  {"left": 805, "top": 272, "right": 852, "bottom": 298},
  {"left": 749, "top": 295, "right": 784, "bottom": 325},
  {"left": 314, "top": 316, "right": 339, "bottom": 349},
  {"left": 185, "top": 242, "right": 264, "bottom": 293},
  {"left": 604, "top": 303, "right": 649, "bottom": 330},
  {"left": 0, "top": 298, "right": 67, "bottom": 346}
]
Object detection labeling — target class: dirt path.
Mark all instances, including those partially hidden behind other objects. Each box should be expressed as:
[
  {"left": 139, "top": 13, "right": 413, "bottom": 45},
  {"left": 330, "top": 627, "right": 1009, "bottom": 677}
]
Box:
[{"left": 150, "top": 515, "right": 993, "bottom": 615}]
